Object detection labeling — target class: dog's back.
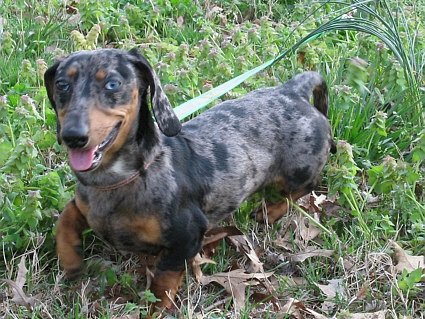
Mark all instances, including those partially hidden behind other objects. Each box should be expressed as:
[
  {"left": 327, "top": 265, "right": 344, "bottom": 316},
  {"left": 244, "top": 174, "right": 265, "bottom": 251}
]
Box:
[{"left": 170, "top": 71, "right": 334, "bottom": 223}]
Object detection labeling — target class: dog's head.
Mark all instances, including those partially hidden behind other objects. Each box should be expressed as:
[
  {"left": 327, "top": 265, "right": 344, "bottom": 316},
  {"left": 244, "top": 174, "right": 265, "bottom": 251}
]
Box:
[{"left": 44, "top": 48, "right": 181, "bottom": 172}]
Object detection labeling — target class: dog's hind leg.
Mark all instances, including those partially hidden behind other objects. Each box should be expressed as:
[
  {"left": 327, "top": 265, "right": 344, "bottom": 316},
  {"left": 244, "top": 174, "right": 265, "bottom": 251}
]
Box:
[
  {"left": 56, "top": 198, "right": 89, "bottom": 279},
  {"left": 254, "top": 188, "right": 311, "bottom": 224}
]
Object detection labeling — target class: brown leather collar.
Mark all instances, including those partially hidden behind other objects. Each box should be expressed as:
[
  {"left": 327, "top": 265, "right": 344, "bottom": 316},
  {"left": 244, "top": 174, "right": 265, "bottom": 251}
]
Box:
[{"left": 93, "top": 160, "right": 154, "bottom": 191}]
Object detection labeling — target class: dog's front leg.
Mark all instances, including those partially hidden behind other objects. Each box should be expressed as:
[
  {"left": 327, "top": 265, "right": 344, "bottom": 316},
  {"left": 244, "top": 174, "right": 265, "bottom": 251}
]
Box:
[
  {"left": 150, "top": 269, "right": 185, "bottom": 310},
  {"left": 56, "top": 198, "right": 89, "bottom": 279},
  {"left": 150, "top": 206, "right": 208, "bottom": 313}
]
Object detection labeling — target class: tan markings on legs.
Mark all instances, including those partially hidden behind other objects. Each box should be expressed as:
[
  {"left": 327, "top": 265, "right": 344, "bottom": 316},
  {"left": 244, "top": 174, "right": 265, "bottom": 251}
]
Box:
[
  {"left": 256, "top": 189, "right": 310, "bottom": 224},
  {"left": 56, "top": 199, "right": 89, "bottom": 279},
  {"left": 150, "top": 269, "right": 185, "bottom": 313},
  {"left": 75, "top": 194, "right": 90, "bottom": 217}
]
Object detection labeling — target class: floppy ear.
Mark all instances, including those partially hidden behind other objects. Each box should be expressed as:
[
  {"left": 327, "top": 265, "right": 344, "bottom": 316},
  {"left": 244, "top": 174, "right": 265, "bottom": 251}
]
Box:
[
  {"left": 44, "top": 60, "right": 63, "bottom": 144},
  {"left": 128, "top": 48, "right": 182, "bottom": 137}
]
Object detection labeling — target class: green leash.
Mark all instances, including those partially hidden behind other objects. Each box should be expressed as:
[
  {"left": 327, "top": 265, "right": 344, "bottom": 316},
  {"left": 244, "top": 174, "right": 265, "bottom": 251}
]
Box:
[
  {"left": 173, "top": 33, "right": 323, "bottom": 121},
  {"left": 174, "top": 58, "right": 275, "bottom": 120}
]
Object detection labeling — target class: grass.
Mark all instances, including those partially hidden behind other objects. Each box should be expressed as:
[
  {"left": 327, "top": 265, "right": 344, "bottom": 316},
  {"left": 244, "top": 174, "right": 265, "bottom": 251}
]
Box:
[{"left": 0, "top": 0, "right": 424, "bottom": 318}]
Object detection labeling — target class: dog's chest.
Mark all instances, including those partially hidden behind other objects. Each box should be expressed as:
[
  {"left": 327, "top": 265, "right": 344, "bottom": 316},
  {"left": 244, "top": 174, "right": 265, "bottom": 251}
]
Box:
[{"left": 86, "top": 197, "right": 164, "bottom": 255}]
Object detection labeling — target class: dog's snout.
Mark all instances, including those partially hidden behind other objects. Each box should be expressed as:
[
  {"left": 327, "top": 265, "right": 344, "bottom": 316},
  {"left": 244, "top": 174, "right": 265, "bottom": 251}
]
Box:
[{"left": 62, "top": 126, "right": 89, "bottom": 148}]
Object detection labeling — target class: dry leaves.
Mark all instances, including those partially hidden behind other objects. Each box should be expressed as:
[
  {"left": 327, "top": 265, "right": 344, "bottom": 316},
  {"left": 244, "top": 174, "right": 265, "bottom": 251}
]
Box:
[
  {"left": 201, "top": 269, "right": 273, "bottom": 312},
  {"left": 227, "top": 235, "right": 264, "bottom": 273},
  {"left": 192, "top": 226, "right": 244, "bottom": 282},
  {"left": 195, "top": 226, "right": 277, "bottom": 312},
  {"left": 279, "top": 298, "right": 329, "bottom": 319},
  {"left": 305, "top": 308, "right": 329, "bottom": 319},
  {"left": 176, "top": 16, "right": 184, "bottom": 27},
  {"left": 391, "top": 240, "right": 425, "bottom": 273},
  {"left": 192, "top": 253, "right": 216, "bottom": 282},
  {"left": 294, "top": 211, "right": 322, "bottom": 245},
  {"left": 202, "top": 226, "right": 243, "bottom": 257},
  {"left": 274, "top": 193, "right": 336, "bottom": 256},
  {"left": 280, "top": 298, "right": 305, "bottom": 317},
  {"left": 348, "top": 310, "right": 386, "bottom": 319},
  {"left": 112, "top": 313, "right": 140, "bottom": 319},
  {"left": 287, "top": 246, "right": 334, "bottom": 262},
  {"left": 316, "top": 279, "right": 345, "bottom": 299},
  {"left": 1, "top": 256, "right": 37, "bottom": 310}
]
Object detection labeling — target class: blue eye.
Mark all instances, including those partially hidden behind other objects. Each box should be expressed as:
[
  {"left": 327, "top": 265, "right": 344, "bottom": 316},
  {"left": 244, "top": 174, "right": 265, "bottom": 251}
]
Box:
[
  {"left": 56, "top": 81, "right": 70, "bottom": 91},
  {"left": 105, "top": 79, "right": 121, "bottom": 90}
]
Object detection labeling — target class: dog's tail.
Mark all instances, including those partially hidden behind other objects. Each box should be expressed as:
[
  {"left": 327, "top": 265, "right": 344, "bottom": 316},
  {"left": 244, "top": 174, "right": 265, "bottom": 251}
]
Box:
[{"left": 291, "top": 71, "right": 336, "bottom": 154}]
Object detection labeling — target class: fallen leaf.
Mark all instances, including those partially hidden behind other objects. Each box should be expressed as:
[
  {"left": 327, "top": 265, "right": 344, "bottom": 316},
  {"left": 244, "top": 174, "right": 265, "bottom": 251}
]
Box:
[
  {"left": 145, "top": 266, "right": 154, "bottom": 290},
  {"left": 360, "top": 191, "right": 380, "bottom": 206},
  {"left": 201, "top": 269, "right": 273, "bottom": 284},
  {"left": 356, "top": 281, "right": 369, "bottom": 300},
  {"left": 287, "top": 246, "right": 334, "bottom": 262},
  {"left": 274, "top": 231, "right": 294, "bottom": 252},
  {"left": 1, "top": 256, "right": 36, "bottom": 310},
  {"left": 112, "top": 315, "right": 139, "bottom": 319},
  {"left": 316, "top": 279, "right": 345, "bottom": 299},
  {"left": 201, "top": 269, "right": 273, "bottom": 312},
  {"left": 206, "top": 6, "right": 223, "bottom": 19},
  {"left": 227, "top": 234, "right": 264, "bottom": 273},
  {"left": 364, "top": 300, "right": 386, "bottom": 313},
  {"left": 342, "top": 257, "right": 355, "bottom": 271},
  {"left": 202, "top": 225, "right": 243, "bottom": 258},
  {"left": 312, "top": 192, "right": 327, "bottom": 207},
  {"left": 391, "top": 240, "right": 425, "bottom": 273},
  {"left": 293, "top": 212, "right": 322, "bottom": 247},
  {"left": 298, "top": 193, "right": 318, "bottom": 213},
  {"left": 291, "top": 277, "right": 308, "bottom": 286},
  {"left": 176, "top": 16, "right": 184, "bottom": 27},
  {"left": 279, "top": 298, "right": 305, "bottom": 318},
  {"left": 321, "top": 300, "right": 336, "bottom": 314},
  {"left": 14, "top": 256, "right": 27, "bottom": 290},
  {"left": 297, "top": 192, "right": 327, "bottom": 214},
  {"left": 320, "top": 199, "right": 344, "bottom": 218},
  {"left": 306, "top": 307, "right": 329, "bottom": 319},
  {"left": 348, "top": 310, "right": 386, "bottom": 319},
  {"left": 250, "top": 291, "right": 280, "bottom": 311},
  {"left": 191, "top": 253, "right": 216, "bottom": 282}
]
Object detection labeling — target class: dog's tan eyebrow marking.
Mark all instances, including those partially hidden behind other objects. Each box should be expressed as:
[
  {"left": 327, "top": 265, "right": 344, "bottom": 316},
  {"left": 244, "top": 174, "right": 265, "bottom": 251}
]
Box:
[
  {"left": 67, "top": 67, "right": 78, "bottom": 77},
  {"left": 95, "top": 70, "right": 107, "bottom": 81}
]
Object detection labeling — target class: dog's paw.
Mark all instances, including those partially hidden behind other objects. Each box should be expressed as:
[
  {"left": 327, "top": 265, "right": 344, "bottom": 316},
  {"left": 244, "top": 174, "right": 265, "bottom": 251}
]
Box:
[
  {"left": 149, "top": 269, "right": 184, "bottom": 315},
  {"left": 63, "top": 267, "right": 83, "bottom": 281},
  {"left": 251, "top": 206, "right": 266, "bottom": 222}
]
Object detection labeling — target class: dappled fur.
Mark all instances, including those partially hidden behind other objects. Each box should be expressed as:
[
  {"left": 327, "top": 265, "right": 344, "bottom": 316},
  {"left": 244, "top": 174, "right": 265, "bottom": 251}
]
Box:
[{"left": 45, "top": 48, "right": 335, "bottom": 312}]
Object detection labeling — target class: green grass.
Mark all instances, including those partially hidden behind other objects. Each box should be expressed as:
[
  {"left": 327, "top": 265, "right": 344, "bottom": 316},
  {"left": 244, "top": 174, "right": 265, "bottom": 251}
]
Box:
[{"left": 1, "top": 0, "right": 424, "bottom": 318}]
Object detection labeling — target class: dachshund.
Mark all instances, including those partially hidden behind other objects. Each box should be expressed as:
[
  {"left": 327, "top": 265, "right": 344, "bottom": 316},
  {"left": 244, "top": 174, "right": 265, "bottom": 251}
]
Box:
[{"left": 44, "top": 48, "right": 335, "bottom": 313}]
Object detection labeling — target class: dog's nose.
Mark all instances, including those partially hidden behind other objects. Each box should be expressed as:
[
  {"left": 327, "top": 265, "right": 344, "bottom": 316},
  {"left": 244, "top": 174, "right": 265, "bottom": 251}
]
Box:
[{"left": 62, "top": 126, "right": 89, "bottom": 148}]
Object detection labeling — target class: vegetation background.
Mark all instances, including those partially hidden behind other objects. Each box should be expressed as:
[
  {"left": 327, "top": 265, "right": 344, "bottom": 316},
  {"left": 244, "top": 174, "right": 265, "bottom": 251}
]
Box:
[{"left": 0, "top": 0, "right": 423, "bottom": 318}]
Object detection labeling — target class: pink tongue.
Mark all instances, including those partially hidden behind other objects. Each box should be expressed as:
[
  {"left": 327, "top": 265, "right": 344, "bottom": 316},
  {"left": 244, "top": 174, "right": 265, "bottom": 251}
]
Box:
[{"left": 69, "top": 147, "right": 97, "bottom": 171}]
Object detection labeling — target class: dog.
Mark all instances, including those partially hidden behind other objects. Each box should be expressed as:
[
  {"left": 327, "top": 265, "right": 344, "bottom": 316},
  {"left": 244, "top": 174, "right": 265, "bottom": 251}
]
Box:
[{"left": 44, "top": 48, "right": 335, "bottom": 313}]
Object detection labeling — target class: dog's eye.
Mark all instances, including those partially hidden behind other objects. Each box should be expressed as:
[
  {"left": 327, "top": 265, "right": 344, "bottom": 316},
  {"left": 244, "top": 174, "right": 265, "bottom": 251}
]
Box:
[
  {"left": 56, "top": 81, "right": 70, "bottom": 92},
  {"left": 105, "top": 79, "right": 121, "bottom": 91}
]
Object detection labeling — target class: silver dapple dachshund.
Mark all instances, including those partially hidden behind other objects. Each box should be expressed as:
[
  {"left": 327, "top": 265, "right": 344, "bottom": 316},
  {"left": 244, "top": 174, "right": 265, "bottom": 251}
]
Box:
[{"left": 44, "top": 48, "right": 336, "bottom": 312}]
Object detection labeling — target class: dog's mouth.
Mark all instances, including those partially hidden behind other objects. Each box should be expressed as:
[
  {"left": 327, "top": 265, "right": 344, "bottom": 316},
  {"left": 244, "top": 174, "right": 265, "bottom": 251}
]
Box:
[{"left": 68, "top": 122, "right": 122, "bottom": 172}]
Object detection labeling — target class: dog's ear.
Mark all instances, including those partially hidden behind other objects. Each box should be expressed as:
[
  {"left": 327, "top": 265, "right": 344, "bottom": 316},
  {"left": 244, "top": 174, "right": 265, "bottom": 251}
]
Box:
[
  {"left": 128, "top": 48, "right": 182, "bottom": 137},
  {"left": 44, "top": 60, "right": 63, "bottom": 144}
]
